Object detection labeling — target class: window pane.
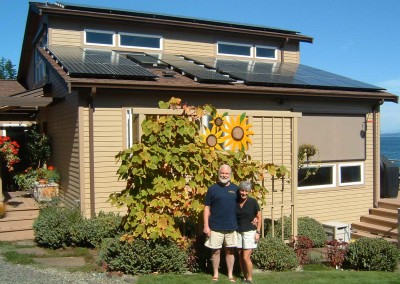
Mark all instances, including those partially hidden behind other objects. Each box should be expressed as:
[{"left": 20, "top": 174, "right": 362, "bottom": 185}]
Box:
[
  {"left": 218, "top": 43, "right": 251, "bottom": 56},
  {"left": 298, "top": 166, "right": 333, "bottom": 187},
  {"left": 86, "top": 31, "right": 113, "bottom": 45},
  {"left": 256, "top": 47, "right": 275, "bottom": 58},
  {"left": 121, "top": 35, "right": 160, "bottom": 48},
  {"left": 340, "top": 165, "right": 361, "bottom": 183}
]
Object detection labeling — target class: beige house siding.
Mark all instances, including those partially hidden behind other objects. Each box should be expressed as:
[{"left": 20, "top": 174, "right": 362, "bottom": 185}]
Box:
[
  {"left": 297, "top": 111, "right": 375, "bottom": 225},
  {"left": 40, "top": 71, "right": 81, "bottom": 208},
  {"left": 82, "top": 107, "right": 126, "bottom": 217},
  {"left": 48, "top": 19, "right": 81, "bottom": 46}
]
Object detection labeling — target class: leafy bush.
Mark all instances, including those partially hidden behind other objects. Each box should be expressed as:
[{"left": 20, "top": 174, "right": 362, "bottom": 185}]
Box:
[
  {"left": 270, "top": 216, "right": 326, "bottom": 248},
  {"left": 289, "top": 235, "right": 313, "bottom": 265},
  {"left": 308, "top": 250, "right": 323, "bottom": 264},
  {"left": 252, "top": 237, "right": 299, "bottom": 271},
  {"left": 347, "top": 238, "right": 400, "bottom": 271},
  {"left": 33, "top": 206, "right": 83, "bottom": 249},
  {"left": 70, "top": 211, "right": 122, "bottom": 248},
  {"left": 99, "top": 237, "right": 188, "bottom": 275},
  {"left": 326, "top": 239, "right": 348, "bottom": 268}
]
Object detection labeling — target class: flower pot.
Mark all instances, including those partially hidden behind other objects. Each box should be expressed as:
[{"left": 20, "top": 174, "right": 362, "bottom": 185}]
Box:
[{"left": 38, "top": 178, "right": 48, "bottom": 185}]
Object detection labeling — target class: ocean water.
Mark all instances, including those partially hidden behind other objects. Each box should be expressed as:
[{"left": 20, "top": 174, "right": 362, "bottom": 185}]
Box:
[{"left": 381, "top": 136, "right": 400, "bottom": 167}]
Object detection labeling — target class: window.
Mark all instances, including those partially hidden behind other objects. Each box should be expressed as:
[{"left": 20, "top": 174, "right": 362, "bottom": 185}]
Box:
[
  {"left": 298, "top": 164, "right": 336, "bottom": 190},
  {"left": 339, "top": 162, "right": 363, "bottom": 186},
  {"left": 217, "top": 42, "right": 252, "bottom": 57},
  {"left": 85, "top": 29, "right": 115, "bottom": 46},
  {"left": 255, "top": 45, "right": 276, "bottom": 59},
  {"left": 119, "top": 33, "right": 162, "bottom": 49}
]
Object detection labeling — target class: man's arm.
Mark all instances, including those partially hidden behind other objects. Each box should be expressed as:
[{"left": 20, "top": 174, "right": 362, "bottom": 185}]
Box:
[{"left": 203, "top": 205, "right": 211, "bottom": 236}]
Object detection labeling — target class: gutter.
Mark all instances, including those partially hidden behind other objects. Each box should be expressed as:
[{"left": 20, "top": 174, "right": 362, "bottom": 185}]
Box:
[
  {"left": 372, "top": 99, "right": 384, "bottom": 207},
  {"left": 89, "top": 87, "right": 96, "bottom": 217}
]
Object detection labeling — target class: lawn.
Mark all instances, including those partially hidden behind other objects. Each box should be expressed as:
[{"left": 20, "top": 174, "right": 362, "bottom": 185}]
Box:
[{"left": 137, "top": 270, "right": 400, "bottom": 284}]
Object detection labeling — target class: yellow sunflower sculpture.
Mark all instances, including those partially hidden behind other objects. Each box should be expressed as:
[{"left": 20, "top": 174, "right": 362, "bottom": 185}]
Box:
[
  {"left": 209, "top": 112, "right": 227, "bottom": 128},
  {"left": 202, "top": 125, "right": 223, "bottom": 151},
  {"left": 220, "top": 114, "right": 254, "bottom": 151}
]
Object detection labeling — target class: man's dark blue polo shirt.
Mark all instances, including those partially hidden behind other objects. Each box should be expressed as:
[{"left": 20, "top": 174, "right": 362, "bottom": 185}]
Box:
[{"left": 205, "top": 183, "right": 239, "bottom": 231}]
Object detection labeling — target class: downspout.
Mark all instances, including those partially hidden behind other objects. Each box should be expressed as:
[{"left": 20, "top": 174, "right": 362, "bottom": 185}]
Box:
[
  {"left": 372, "top": 100, "right": 383, "bottom": 207},
  {"left": 280, "top": 38, "right": 289, "bottom": 62},
  {"left": 89, "top": 87, "right": 96, "bottom": 217}
]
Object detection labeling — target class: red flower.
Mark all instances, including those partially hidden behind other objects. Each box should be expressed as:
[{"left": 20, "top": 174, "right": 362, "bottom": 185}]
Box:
[{"left": 47, "top": 165, "right": 55, "bottom": 171}]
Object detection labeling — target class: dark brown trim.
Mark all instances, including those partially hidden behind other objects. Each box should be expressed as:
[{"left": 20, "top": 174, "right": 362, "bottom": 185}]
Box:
[{"left": 89, "top": 89, "right": 96, "bottom": 217}]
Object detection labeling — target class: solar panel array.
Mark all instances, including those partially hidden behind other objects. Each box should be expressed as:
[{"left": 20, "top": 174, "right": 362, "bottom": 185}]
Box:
[
  {"left": 184, "top": 55, "right": 383, "bottom": 90},
  {"left": 46, "top": 46, "right": 158, "bottom": 79},
  {"left": 45, "top": 45, "right": 383, "bottom": 91},
  {"left": 126, "top": 53, "right": 233, "bottom": 83}
]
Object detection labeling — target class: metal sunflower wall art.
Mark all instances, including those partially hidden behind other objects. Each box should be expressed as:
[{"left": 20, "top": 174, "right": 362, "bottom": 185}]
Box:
[{"left": 202, "top": 112, "right": 254, "bottom": 151}]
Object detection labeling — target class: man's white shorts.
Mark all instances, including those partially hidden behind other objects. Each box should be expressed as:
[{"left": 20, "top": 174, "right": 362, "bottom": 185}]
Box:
[
  {"left": 237, "top": 230, "right": 258, "bottom": 249},
  {"left": 204, "top": 230, "right": 237, "bottom": 249}
]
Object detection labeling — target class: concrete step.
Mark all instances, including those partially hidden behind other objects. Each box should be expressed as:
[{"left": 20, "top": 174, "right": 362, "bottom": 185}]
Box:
[
  {"left": 360, "top": 215, "right": 398, "bottom": 228},
  {"left": 351, "top": 222, "right": 398, "bottom": 239},
  {"left": 351, "top": 230, "right": 397, "bottom": 243},
  {"left": 378, "top": 200, "right": 400, "bottom": 211},
  {"left": 369, "top": 207, "right": 398, "bottom": 219}
]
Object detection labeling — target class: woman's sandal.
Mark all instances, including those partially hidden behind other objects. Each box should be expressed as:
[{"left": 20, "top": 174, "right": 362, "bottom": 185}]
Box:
[
  {"left": 212, "top": 276, "right": 218, "bottom": 281},
  {"left": 229, "top": 278, "right": 236, "bottom": 282}
]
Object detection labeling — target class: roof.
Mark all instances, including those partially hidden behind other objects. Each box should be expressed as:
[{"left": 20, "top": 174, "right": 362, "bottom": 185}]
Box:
[
  {"left": 38, "top": 47, "right": 398, "bottom": 103},
  {"left": 30, "top": 1, "right": 313, "bottom": 42},
  {"left": 0, "top": 80, "right": 53, "bottom": 121}
]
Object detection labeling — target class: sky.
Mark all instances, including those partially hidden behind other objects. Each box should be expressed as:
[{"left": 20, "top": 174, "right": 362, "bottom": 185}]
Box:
[{"left": 0, "top": 0, "right": 399, "bottom": 133}]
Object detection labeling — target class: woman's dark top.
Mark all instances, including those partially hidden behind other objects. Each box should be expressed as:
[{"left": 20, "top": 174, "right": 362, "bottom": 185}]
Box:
[{"left": 236, "top": 197, "right": 260, "bottom": 233}]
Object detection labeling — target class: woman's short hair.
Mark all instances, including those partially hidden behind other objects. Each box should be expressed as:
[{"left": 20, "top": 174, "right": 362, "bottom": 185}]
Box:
[{"left": 239, "top": 181, "right": 252, "bottom": 192}]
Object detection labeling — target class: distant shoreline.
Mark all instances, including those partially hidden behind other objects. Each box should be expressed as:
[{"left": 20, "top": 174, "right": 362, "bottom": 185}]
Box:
[{"left": 381, "top": 132, "right": 400, "bottom": 137}]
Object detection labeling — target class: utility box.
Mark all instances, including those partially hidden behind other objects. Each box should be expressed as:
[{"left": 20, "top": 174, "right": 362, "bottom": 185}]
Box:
[{"left": 322, "top": 222, "right": 351, "bottom": 242}]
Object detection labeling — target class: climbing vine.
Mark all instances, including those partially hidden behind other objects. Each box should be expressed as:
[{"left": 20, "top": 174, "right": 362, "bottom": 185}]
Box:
[{"left": 110, "top": 98, "right": 289, "bottom": 242}]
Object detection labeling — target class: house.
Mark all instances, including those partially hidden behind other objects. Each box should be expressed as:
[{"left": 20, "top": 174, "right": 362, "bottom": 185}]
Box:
[{"left": 5, "top": 2, "right": 398, "bottom": 237}]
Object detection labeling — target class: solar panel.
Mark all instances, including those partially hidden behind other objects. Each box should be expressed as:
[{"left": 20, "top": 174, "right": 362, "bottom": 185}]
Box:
[
  {"left": 122, "top": 53, "right": 168, "bottom": 67},
  {"left": 46, "top": 46, "right": 158, "bottom": 79},
  {"left": 145, "top": 53, "right": 234, "bottom": 83},
  {"left": 184, "top": 55, "right": 384, "bottom": 91}
]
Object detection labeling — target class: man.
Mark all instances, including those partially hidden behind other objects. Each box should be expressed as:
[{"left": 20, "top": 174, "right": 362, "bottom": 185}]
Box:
[{"left": 203, "top": 164, "right": 238, "bottom": 282}]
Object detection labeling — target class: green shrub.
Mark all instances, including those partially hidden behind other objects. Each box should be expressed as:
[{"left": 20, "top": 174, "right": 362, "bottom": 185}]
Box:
[
  {"left": 99, "top": 237, "right": 188, "bottom": 275},
  {"left": 252, "top": 237, "right": 299, "bottom": 271},
  {"left": 309, "top": 250, "right": 323, "bottom": 264},
  {"left": 269, "top": 216, "right": 326, "bottom": 248},
  {"left": 33, "top": 206, "right": 83, "bottom": 249},
  {"left": 70, "top": 211, "right": 122, "bottom": 248},
  {"left": 347, "top": 238, "right": 400, "bottom": 271}
]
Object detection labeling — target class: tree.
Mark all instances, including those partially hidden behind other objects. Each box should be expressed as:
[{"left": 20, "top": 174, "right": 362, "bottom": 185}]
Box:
[{"left": 0, "top": 57, "right": 17, "bottom": 79}]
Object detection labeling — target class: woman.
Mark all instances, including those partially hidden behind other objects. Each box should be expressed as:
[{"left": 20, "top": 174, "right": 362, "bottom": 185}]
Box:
[{"left": 236, "top": 181, "right": 261, "bottom": 284}]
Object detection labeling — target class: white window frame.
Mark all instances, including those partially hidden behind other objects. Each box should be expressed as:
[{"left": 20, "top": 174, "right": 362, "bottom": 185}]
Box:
[
  {"left": 339, "top": 162, "right": 364, "bottom": 186},
  {"left": 84, "top": 29, "right": 115, "bottom": 46},
  {"left": 298, "top": 164, "right": 336, "bottom": 190},
  {"left": 118, "top": 32, "right": 162, "bottom": 50},
  {"left": 255, "top": 45, "right": 277, "bottom": 60},
  {"left": 217, "top": 41, "right": 253, "bottom": 58}
]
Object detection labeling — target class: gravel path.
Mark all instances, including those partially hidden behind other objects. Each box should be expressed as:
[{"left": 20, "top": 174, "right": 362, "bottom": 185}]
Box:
[{"left": 0, "top": 254, "right": 137, "bottom": 284}]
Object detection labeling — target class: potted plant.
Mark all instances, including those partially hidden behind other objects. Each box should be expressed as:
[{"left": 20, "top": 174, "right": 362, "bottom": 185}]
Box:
[
  {"left": 13, "top": 167, "right": 37, "bottom": 191},
  {"left": 36, "top": 166, "right": 60, "bottom": 184}
]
